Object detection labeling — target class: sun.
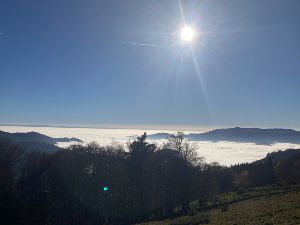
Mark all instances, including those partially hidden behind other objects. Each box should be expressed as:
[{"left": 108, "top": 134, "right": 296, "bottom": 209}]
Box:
[{"left": 180, "top": 25, "right": 195, "bottom": 42}]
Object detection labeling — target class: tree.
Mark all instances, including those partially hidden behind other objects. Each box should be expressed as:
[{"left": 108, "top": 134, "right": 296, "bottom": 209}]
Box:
[
  {"left": 127, "top": 133, "right": 156, "bottom": 221},
  {"left": 163, "top": 132, "right": 203, "bottom": 213},
  {"left": 128, "top": 132, "right": 156, "bottom": 161},
  {"left": 0, "top": 139, "right": 24, "bottom": 225},
  {"left": 164, "top": 132, "right": 203, "bottom": 167}
]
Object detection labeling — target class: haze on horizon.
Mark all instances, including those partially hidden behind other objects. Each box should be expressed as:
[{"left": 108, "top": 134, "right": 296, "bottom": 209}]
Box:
[
  {"left": 1, "top": 0, "right": 300, "bottom": 128},
  {"left": 2, "top": 124, "right": 300, "bottom": 166}
]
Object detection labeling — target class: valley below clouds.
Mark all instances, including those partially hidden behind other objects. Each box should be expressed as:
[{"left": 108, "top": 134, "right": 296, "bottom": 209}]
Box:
[{"left": 1, "top": 125, "right": 300, "bottom": 166}]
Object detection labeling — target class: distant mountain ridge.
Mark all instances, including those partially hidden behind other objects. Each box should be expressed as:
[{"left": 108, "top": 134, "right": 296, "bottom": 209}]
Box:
[
  {"left": 0, "top": 130, "right": 82, "bottom": 152},
  {"left": 147, "top": 127, "right": 300, "bottom": 145},
  {"left": 0, "top": 130, "right": 82, "bottom": 144}
]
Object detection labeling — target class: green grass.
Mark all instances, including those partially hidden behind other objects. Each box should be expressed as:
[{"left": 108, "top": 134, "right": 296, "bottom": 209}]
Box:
[
  {"left": 213, "top": 184, "right": 300, "bottom": 205},
  {"left": 137, "top": 186, "right": 300, "bottom": 225}
]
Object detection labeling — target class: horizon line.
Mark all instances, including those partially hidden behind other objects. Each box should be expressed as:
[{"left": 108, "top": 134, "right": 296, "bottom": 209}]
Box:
[{"left": 0, "top": 123, "right": 299, "bottom": 132}]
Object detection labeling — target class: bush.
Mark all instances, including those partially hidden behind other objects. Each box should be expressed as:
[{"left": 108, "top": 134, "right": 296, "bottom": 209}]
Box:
[
  {"left": 221, "top": 205, "right": 228, "bottom": 212},
  {"left": 237, "top": 188, "right": 245, "bottom": 195}
]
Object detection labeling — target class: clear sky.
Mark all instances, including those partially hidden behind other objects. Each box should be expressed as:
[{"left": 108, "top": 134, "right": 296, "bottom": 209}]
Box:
[{"left": 0, "top": 0, "right": 300, "bottom": 129}]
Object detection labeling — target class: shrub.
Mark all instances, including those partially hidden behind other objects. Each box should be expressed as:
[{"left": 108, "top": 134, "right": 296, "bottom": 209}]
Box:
[
  {"left": 221, "top": 205, "right": 228, "bottom": 212},
  {"left": 237, "top": 188, "right": 245, "bottom": 195}
]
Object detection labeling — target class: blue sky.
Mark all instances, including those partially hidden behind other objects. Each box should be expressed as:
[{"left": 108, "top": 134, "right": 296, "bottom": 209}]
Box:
[{"left": 0, "top": 0, "right": 300, "bottom": 129}]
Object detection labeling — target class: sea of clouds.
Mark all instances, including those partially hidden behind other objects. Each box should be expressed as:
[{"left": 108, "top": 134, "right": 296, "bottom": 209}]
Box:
[{"left": 1, "top": 126, "right": 300, "bottom": 166}]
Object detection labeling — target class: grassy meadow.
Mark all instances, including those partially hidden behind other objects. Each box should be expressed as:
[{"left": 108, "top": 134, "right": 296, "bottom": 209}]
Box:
[{"left": 137, "top": 185, "right": 300, "bottom": 225}]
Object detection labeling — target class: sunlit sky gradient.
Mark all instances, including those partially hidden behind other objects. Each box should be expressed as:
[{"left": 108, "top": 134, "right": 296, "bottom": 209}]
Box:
[{"left": 0, "top": 0, "right": 300, "bottom": 129}]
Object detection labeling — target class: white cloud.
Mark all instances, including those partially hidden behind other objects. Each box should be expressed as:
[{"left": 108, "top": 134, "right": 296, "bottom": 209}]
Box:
[{"left": 1, "top": 126, "right": 299, "bottom": 166}]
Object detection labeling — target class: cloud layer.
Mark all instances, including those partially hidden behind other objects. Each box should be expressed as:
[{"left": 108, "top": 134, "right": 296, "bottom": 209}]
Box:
[{"left": 1, "top": 126, "right": 300, "bottom": 166}]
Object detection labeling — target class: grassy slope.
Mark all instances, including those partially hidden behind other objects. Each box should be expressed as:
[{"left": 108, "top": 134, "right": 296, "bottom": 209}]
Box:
[{"left": 137, "top": 187, "right": 300, "bottom": 225}]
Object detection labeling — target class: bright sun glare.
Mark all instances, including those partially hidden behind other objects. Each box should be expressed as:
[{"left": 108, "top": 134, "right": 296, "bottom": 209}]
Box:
[{"left": 180, "top": 25, "right": 195, "bottom": 42}]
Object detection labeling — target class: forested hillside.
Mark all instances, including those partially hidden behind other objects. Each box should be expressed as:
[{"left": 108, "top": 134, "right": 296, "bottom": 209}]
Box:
[{"left": 0, "top": 133, "right": 299, "bottom": 225}]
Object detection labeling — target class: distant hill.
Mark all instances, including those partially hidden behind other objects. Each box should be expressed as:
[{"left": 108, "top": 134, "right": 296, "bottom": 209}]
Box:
[
  {"left": 0, "top": 130, "right": 82, "bottom": 152},
  {"left": 147, "top": 127, "right": 300, "bottom": 145},
  {"left": 146, "top": 132, "right": 171, "bottom": 139}
]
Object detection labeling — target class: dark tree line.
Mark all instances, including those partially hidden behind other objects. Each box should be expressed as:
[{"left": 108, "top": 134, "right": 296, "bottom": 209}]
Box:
[{"left": 0, "top": 133, "right": 299, "bottom": 225}]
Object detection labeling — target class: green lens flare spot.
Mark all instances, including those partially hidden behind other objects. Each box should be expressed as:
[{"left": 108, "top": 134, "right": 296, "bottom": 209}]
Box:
[{"left": 103, "top": 186, "right": 108, "bottom": 191}]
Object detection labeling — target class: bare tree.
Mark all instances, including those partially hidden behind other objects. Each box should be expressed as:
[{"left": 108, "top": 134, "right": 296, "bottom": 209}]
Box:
[{"left": 164, "top": 132, "right": 204, "bottom": 167}]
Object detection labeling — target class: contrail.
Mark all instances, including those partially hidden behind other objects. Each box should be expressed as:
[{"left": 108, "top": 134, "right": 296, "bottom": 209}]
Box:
[{"left": 121, "top": 41, "right": 157, "bottom": 47}]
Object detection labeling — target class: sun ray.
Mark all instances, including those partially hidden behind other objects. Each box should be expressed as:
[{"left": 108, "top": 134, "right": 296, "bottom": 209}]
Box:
[{"left": 189, "top": 44, "right": 216, "bottom": 124}]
